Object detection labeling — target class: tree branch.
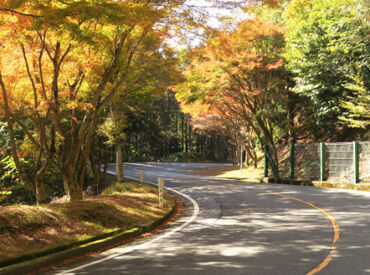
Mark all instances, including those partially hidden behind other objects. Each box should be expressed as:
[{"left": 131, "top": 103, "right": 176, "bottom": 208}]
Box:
[
  {"left": 20, "top": 43, "right": 39, "bottom": 108},
  {"left": 0, "top": 8, "right": 42, "bottom": 18}
]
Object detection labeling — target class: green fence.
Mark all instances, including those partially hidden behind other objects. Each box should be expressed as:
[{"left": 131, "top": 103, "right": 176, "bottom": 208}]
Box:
[{"left": 265, "top": 141, "right": 370, "bottom": 183}]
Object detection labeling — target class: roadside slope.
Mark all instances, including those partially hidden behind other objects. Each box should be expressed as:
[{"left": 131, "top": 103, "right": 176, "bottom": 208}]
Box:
[{"left": 0, "top": 177, "right": 175, "bottom": 268}]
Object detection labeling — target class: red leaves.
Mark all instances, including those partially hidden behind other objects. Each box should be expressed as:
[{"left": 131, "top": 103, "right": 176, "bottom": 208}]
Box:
[{"left": 177, "top": 18, "right": 288, "bottom": 136}]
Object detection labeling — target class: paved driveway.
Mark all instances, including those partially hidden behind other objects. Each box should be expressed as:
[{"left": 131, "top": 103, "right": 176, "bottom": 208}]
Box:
[{"left": 52, "top": 162, "right": 370, "bottom": 274}]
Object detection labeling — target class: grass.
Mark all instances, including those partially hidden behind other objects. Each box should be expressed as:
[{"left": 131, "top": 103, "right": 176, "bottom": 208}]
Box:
[
  {"left": 191, "top": 163, "right": 370, "bottom": 192},
  {"left": 0, "top": 175, "right": 175, "bottom": 262},
  {"left": 191, "top": 165, "right": 264, "bottom": 182},
  {"left": 311, "top": 181, "right": 370, "bottom": 192}
]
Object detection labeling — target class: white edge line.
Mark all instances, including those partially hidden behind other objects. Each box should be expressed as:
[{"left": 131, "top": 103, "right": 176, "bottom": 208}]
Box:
[{"left": 56, "top": 171, "right": 199, "bottom": 275}]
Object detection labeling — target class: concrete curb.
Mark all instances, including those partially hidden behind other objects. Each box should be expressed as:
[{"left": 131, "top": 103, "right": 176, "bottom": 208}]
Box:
[
  {"left": 261, "top": 177, "right": 370, "bottom": 192},
  {"left": 0, "top": 199, "right": 177, "bottom": 275}
]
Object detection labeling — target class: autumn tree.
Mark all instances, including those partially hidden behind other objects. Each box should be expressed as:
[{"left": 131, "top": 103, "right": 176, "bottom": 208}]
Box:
[
  {"left": 0, "top": 0, "right": 179, "bottom": 201},
  {"left": 0, "top": 9, "right": 55, "bottom": 203},
  {"left": 99, "top": 35, "right": 182, "bottom": 183},
  {"left": 177, "top": 18, "right": 291, "bottom": 165}
]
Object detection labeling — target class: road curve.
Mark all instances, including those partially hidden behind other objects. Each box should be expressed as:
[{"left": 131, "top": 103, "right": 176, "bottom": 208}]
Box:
[{"left": 51, "top": 163, "right": 370, "bottom": 275}]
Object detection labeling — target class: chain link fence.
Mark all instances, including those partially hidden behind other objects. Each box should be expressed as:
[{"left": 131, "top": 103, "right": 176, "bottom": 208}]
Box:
[
  {"left": 275, "top": 144, "right": 290, "bottom": 179},
  {"left": 359, "top": 142, "right": 370, "bottom": 183},
  {"left": 266, "top": 141, "right": 370, "bottom": 183},
  {"left": 295, "top": 143, "right": 320, "bottom": 181},
  {"left": 326, "top": 142, "right": 354, "bottom": 182}
]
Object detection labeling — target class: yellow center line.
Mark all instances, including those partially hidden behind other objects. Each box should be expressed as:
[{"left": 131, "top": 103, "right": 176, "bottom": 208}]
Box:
[{"left": 267, "top": 192, "right": 340, "bottom": 275}]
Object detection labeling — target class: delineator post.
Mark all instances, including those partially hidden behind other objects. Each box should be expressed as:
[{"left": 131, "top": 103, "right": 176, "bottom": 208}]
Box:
[
  {"left": 158, "top": 178, "right": 164, "bottom": 207},
  {"left": 140, "top": 171, "right": 144, "bottom": 184}
]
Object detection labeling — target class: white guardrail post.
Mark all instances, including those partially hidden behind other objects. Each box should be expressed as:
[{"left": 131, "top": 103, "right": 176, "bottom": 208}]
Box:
[
  {"left": 158, "top": 178, "right": 164, "bottom": 207},
  {"left": 140, "top": 171, "right": 144, "bottom": 184}
]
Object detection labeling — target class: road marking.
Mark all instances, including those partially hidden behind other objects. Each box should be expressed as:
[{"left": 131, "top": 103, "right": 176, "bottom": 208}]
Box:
[
  {"left": 55, "top": 172, "right": 200, "bottom": 275},
  {"left": 57, "top": 168, "right": 339, "bottom": 274},
  {"left": 267, "top": 192, "right": 340, "bottom": 275}
]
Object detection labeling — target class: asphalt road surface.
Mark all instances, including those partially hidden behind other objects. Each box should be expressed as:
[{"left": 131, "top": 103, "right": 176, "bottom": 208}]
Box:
[{"left": 52, "top": 162, "right": 370, "bottom": 275}]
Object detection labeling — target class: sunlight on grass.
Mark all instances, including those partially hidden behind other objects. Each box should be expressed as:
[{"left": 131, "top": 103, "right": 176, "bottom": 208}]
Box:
[
  {"left": 192, "top": 165, "right": 264, "bottom": 182},
  {"left": 0, "top": 177, "right": 175, "bottom": 262},
  {"left": 216, "top": 166, "right": 264, "bottom": 182},
  {"left": 102, "top": 182, "right": 135, "bottom": 195}
]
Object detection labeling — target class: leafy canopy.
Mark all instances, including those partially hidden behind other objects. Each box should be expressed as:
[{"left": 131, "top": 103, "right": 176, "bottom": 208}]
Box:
[{"left": 283, "top": 0, "right": 370, "bottom": 129}]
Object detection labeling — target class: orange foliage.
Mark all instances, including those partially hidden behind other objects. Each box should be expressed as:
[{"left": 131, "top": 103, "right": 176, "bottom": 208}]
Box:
[
  {"left": 176, "top": 18, "right": 288, "bottom": 142},
  {"left": 0, "top": 0, "right": 176, "bottom": 201}
]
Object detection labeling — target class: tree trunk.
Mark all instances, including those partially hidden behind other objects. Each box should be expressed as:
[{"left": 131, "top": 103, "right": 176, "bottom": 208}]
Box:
[
  {"left": 63, "top": 165, "right": 83, "bottom": 201},
  {"left": 188, "top": 124, "right": 193, "bottom": 156},
  {"left": 247, "top": 143, "right": 258, "bottom": 168},
  {"left": 245, "top": 145, "right": 251, "bottom": 166},
  {"left": 101, "top": 154, "right": 109, "bottom": 185},
  {"left": 181, "top": 114, "right": 185, "bottom": 151},
  {"left": 175, "top": 113, "right": 178, "bottom": 135},
  {"left": 35, "top": 179, "right": 47, "bottom": 204},
  {"left": 231, "top": 142, "right": 236, "bottom": 165},
  {"left": 115, "top": 142, "right": 124, "bottom": 183},
  {"left": 89, "top": 149, "right": 100, "bottom": 187},
  {"left": 34, "top": 158, "right": 52, "bottom": 204},
  {"left": 185, "top": 119, "right": 188, "bottom": 153},
  {"left": 135, "top": 133, "right": 138, "bottom": 151}
]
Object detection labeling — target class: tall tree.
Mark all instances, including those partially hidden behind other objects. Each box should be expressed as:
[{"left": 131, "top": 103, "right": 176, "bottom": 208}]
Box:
[
  {"left": 99, "top": 34, "right": 182, "bottom": 182},
  {"left": 283, "top": 0, "right": 370, "bottom": 132},
  {"left": 0, "top": 0, "right": 174, "bottom": 201},
  {"left": 177, "top": 18, "right": 291, "bottom": 156}
]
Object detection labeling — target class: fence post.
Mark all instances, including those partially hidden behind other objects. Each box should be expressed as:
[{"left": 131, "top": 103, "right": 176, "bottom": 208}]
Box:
[
  {"left": 320, "top": 142, "right": 325, "bottom": 182},
  {"left": 290, "top": 143, "right": 295, "bottom": 181},
  {"left": 264, "top": 145, "right": 268, "bottom": 177},
  {"left": 240, "top": 144, "right": 243, "bottom": 178},
  {"left": 158, "top": 178, "right": 164, "bottom": 207},
  {"left": 354, "top": 141, "right": 359, "bottom": 183}
]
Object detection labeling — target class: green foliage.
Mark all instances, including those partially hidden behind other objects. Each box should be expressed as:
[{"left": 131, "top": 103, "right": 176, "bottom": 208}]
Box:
[
  {"left": 0, "top": 121, "right": 64, "bottom": 205},
  {"left": 0, "top": 121, "right": 34, "bottom": 205},
  {"left": 102, "top": 182, "right": 134, "bottom": 195},
  {"left": 1, "top": 155, "right": 18, "bottom": 181},
  {"left": 121, "top": 91, "right": 184, "bottom": 161},
  {"left": 0, "top": 154, "right": 65, "bottom": 205},
  {"left": 99, "top": 116, "right": 128, "bottom": 146},
  {"left": 339, "top": 76, "right": 370, "bottom": 128},
  {"left": 283, "top": 0, "right": 369, "bottom": 130},
  {"left": 0, "top": 155, "right": 36, "bottom": 205}
]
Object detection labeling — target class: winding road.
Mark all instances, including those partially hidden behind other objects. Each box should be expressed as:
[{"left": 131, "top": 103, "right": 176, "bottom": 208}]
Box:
[{"left": 52, "top": 163, "right": 370, "bottom": 274}]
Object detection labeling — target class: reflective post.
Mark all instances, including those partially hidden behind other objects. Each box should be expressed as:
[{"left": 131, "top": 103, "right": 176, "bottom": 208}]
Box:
[
  {"left": 140, "top": 171, "right": 144, "bottom": 184},
  {"left": 158, "top": 178, "right": 164, "bottom": 207}
]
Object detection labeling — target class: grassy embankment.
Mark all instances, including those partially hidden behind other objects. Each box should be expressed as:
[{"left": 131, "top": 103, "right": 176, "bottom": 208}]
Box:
[
  {"left": 191, "top": 164, "right": 370, "bottom": 191},
  {"left": 0, "top": 175, "right": 175, "bottom": 262},
  {"left": 192, "top": 165, "right": 264, "bottom": 182}
]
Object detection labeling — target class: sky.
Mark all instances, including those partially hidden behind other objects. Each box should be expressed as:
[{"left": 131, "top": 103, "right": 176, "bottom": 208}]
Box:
[{"left": 167, "top": 0, "right": 249, "bottom": 50}]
